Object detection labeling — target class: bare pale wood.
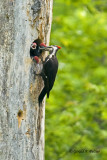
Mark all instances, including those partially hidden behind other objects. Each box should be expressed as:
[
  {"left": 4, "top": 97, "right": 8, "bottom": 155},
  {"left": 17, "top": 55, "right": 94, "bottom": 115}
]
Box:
[{"left": 0, "top": 0, "right": 53, "bottom": 159}]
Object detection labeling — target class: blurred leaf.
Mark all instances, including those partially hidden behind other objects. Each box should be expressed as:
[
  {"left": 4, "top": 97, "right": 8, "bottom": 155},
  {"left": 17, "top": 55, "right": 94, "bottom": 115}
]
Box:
[{"left": 45, "top": 0, "right": 107, "bottom": 160}]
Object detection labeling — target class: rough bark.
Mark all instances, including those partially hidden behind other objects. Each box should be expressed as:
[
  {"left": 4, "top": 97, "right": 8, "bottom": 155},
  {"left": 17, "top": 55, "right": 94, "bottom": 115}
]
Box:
[{"left": 0, "top": 0, "right": 53, "bottom": 160}]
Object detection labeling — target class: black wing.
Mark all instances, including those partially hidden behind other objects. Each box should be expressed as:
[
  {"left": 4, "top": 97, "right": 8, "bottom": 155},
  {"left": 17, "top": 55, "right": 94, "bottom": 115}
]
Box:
[
  {"left": 38, "top": 56, "right": 58, "bottom": 106},
  {"left": 44, "top": 56, "right": 58, "bottom": 95}
]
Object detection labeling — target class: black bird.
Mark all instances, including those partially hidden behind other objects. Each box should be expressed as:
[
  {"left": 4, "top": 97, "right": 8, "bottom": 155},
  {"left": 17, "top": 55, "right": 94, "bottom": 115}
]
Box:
[
  {"left": 38, "top": 45, "right": 61, "bottom": 106},
  {"left": 30, "top": 42, "right": 47, "bottom": 58}
]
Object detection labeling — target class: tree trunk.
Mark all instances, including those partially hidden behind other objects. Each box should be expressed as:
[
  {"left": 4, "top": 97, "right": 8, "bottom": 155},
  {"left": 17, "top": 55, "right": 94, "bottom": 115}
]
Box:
[{"left": 0, "top": 0, "right": 53, "bottom": 160}]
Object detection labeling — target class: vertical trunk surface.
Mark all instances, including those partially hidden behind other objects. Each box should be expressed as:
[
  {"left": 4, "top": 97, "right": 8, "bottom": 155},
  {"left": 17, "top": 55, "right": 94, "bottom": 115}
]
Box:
[{"left": 0, "top": 0, "right": 53, "bottom": 160}]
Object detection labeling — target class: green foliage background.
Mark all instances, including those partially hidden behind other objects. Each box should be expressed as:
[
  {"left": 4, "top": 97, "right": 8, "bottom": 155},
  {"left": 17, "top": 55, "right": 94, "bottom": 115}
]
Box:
[{"left": 45, "top": 0, "right": 107, "bottom": 159}]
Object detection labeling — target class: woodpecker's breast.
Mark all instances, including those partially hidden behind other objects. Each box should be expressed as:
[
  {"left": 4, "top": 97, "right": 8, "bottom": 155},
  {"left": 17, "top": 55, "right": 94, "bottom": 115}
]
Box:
[
  {"left": 49, "top": 52, "right": 55, "bottom": 58},
  {"left": 45, "top": 54, "right": 55, "bottom": 63}
]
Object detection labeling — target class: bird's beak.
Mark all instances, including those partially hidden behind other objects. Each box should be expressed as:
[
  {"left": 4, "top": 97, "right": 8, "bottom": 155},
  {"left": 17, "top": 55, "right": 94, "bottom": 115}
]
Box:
[
  {"left": 39, "top": 46, "right": 47, "bottom": 50},
  {"left": 39, "top": 46, "right": 52, "bottom": 51},
  {"left": 31, "top": 43, "right": 37, "bottom": 49},
  {"left": 41, "top": 46, "right": 52, "bottom": 51}
]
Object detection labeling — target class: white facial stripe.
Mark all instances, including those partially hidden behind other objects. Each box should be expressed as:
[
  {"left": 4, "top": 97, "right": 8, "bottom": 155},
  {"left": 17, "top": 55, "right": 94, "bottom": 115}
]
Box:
[
  {"left": 50, "top": 46, "right": 57, "bottom": 55},
  {"left": 45, "top": 46, "right": 58, "bottom": 62}
]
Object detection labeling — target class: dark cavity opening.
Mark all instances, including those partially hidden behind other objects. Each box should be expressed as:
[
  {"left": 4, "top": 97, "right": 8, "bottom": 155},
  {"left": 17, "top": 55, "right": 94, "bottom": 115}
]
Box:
[{"left": 17, "top": 110, "right": 23, "bottom": 117}]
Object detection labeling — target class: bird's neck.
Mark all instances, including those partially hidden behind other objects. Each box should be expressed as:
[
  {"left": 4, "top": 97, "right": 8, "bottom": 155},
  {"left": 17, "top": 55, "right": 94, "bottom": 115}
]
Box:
[{"left": 49, "top": 48, "right": 57, "bottom": 56}]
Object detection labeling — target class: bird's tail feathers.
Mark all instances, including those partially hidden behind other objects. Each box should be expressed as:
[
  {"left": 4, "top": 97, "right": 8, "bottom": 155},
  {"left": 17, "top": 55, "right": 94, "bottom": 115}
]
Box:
[
  {"left": 47, "top": 92, "right": 49, "bottom": 98},
  {"left": 38, "top": 87, "right": 47, "bottom": 107}
]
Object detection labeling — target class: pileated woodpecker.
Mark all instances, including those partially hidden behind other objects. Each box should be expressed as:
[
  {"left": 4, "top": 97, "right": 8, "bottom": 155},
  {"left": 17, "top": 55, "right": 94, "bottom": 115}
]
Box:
[
  {"left": 30, "top": 42, "right": 47, "bottom": 58},
  {"left": 38, "top": 45, "right": 61, "bottom": 106}
]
